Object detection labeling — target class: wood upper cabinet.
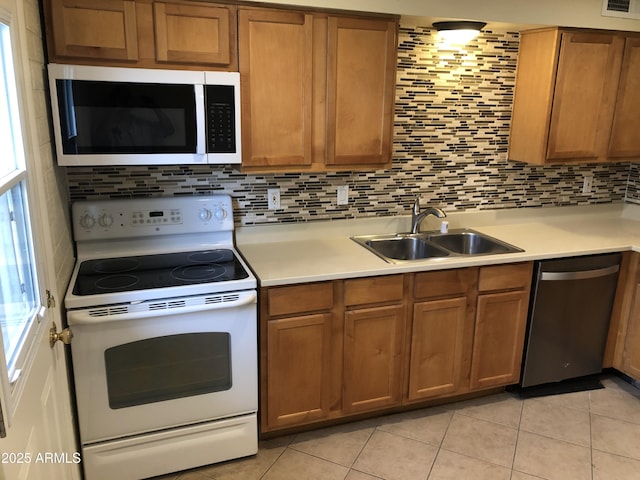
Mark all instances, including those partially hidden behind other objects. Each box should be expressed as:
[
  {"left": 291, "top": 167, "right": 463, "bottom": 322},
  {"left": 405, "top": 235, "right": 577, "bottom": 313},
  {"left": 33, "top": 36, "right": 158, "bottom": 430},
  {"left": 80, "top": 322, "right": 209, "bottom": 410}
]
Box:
[
  {"left": 238, "top": 7, "right": 397, "bottom": 172},
  {"left": 469, "top": 263, "right": 532, "bottom": 389},
  {"left": 509, "top": 28, "right": 640, "bottom": 164},
  {"left": 325, "top": 17, "right": 396, "bottom": 167},
  {"left": 237, "top": 8, "right": 313, "bottom": 169},
  {"left": 47, "top": 0, "right": 139, "bottom": 61},
  {"left": 43, "top": 0, "right": 237, "bottom": 70}
]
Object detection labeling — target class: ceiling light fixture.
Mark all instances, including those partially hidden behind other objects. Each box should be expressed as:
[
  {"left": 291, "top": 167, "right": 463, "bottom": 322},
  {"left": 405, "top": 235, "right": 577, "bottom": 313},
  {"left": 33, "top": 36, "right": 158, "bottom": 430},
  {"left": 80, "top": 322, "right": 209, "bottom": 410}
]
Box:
[{"left": 432, "top": 21, "right": 487, "bottom": 44}]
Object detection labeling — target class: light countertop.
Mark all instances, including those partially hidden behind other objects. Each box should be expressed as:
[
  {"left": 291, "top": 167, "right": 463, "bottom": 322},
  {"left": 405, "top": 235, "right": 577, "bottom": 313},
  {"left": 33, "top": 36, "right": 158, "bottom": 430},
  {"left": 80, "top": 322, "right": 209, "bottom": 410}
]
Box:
[{"left": 236, "top": 203, "right": 640, "bottom": 287}]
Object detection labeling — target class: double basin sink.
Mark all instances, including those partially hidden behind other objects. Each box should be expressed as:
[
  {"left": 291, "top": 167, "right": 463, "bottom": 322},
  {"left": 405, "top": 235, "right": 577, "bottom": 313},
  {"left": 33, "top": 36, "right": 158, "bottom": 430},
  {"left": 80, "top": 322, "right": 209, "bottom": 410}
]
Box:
[{"left": 351, "top": 228, "right": 523, "bottom": 264}]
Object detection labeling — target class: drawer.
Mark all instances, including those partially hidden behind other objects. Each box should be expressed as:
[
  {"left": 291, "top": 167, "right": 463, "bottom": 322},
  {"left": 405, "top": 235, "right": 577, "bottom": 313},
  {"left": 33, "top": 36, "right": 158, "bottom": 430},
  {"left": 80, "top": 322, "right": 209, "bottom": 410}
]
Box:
[
  {"left": 345, "top": 275, "right": 404, "bottom": 307},
  {"left": 414, "top": 268, "right": 475, "bottom": 299},
  {"left": 267, "top": 282, "right": 334, "bottom": 317},
  {"left": 478, "top": 262, "right": 533, "bottom": 292}
]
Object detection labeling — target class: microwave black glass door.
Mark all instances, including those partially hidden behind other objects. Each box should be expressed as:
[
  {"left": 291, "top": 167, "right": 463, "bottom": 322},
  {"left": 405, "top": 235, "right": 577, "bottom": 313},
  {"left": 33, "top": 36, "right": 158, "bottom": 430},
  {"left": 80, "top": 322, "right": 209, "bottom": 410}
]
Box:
[{"left": 56, "top": 79, "right": 197, "bottom": 154}]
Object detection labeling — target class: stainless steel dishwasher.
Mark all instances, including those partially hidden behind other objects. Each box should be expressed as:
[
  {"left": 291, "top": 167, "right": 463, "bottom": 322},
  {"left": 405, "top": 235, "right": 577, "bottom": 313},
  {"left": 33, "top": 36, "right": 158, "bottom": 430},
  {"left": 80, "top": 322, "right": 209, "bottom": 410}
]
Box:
[{"left": 520, "top": 253, "right": 621, "bottom": 389}]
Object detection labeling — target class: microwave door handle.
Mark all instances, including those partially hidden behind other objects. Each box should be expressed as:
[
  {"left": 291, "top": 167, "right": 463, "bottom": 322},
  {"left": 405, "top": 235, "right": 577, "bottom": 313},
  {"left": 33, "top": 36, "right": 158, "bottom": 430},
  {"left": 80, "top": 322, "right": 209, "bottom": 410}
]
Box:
[{"left": 195, "top": 84, "right": 206, "bottom": 155}]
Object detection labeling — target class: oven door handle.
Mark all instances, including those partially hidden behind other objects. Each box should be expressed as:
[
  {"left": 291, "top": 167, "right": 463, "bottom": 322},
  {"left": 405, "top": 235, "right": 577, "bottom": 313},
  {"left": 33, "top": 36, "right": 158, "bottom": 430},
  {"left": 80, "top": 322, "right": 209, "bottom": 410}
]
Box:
[{"left": 67, "top": 291, "right": 257, "bottom": 325}]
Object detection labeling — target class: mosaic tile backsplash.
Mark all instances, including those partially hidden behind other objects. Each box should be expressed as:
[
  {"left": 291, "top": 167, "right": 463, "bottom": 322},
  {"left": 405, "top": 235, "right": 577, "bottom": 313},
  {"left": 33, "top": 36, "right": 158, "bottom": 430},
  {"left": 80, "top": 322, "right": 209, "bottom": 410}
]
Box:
[{"left": 65, "top": 23, "right": 636, "bottom": 225}]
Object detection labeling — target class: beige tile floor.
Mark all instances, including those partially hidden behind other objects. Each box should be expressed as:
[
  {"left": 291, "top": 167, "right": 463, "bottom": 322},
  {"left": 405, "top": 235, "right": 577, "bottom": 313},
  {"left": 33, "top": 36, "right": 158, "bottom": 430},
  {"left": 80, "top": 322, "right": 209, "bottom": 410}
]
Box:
[{"left": 154, "top": 374, "right": 640, "bottom": 480}]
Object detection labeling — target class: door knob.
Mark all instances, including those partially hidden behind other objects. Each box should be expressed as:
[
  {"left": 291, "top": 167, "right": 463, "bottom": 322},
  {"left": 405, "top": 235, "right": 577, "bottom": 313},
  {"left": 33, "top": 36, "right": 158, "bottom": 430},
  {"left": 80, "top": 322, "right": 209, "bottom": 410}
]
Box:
[{"left": 49, "top": 322, "right": 73, "bottom": 348}]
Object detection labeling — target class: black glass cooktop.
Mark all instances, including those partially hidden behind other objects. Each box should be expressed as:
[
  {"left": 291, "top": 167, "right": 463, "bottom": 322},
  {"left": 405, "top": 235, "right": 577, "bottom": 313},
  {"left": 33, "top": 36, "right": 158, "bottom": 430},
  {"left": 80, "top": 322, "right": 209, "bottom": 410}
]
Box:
[{"left": 73, "top": 249, "right": 249, "bottom": 296}]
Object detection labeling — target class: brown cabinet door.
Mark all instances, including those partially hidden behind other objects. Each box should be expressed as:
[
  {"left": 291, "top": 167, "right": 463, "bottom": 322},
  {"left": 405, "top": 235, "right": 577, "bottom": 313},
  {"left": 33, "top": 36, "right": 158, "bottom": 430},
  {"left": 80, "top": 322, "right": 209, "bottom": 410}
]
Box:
[
  {"left": 266, "top": 313, "right": 332, "bottom": 429},
  {"left": 608, "top": 36, "right": 640, "bottom": 158},
  {"left": 408, "top": 297, "right": 467, "bottom": 400},
  {"left": 470, "top": 290, "right": 529, "bottom": 389},
  {"left": 49, "top": 0, "right": 139, "bottom": 61},
  {"left": 325, "top": 16, "right": 396, "bottom": 167},
  {"left": 547, "top": 31, "right": 624, "bottom": 161},
  {"left": 153, "top": 1, "right": 235, "bottom": 67},
  {"left": 238, "top": 8, "right": 313, "bottom": 168},
  {"left": 343, "top": 304, "right": 404, "bottom": 412},
  {"left": 621, "top": 261, "right": 640, "bottom": 379}
]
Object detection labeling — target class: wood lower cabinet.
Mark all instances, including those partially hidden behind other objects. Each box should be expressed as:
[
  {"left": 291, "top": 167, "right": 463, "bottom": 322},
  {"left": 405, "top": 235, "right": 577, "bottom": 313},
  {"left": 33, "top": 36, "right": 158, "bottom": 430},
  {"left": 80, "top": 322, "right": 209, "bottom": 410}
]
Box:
[
  {"left": 470, "top": 263, "right": 532, "bottom": 389},
  {"left": 407, "top": 269, "right": 475, "bottom": 401},
  {"left": 260, "top": 264, "right": 533, "bottom": 433},
  {"left": 266, "top": 313, "right": 332, "bottom": 428},
  {"left": 43, "top": 0, "right": 237, "bottom": 70},
  {"left": 610, "top": 252, "right": 640, "bottom": 379}
]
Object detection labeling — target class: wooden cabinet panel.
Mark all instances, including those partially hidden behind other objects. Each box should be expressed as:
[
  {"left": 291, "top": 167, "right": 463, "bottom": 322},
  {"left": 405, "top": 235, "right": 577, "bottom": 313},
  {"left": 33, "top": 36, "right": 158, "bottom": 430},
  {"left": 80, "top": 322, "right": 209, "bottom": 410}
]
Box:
[
  {"left": 470, "top": 290, "right": 529, "bottom": 389},
  {"left": 478, "top": 263, "right": 532, "bottom": 292},
  {"left": 343, "top": 305, "right": 404, "bottom": 412},
  {"left": 414, "top": 268, "right": 475, "bottom": 300},
  {"left": 267, "top": 282, "right": 334, "bottom": 317},
  {"left": 608, "top": 37, "right": 640, "bottom": 158},
  {"left": 344, "top": 275, "right": 403, "bottom": 307},
  {"left": 49, "top": 0, "right": 139, "bottom": 61},
  {"left": 325, "top": 16, "right": 396, "bottom": 167},
  {"left": 238, "top": 8, "right": 313, "bottom": 168},
  {"left": 266, "top": 313, "right": 332, "bottom": 428},
  {"left": 408, "top": 297, "right": 467, "bottom": 400},
  {"left": 546, "top": 32, "right": 623, "bottom": 161},
  {"left": 153, "top": 1, "right": 235, "bottom": 66},
  {"left": 621, "top": 281, "right": 640, "bottom": 378},
  {"left": 510, "top": 27, "right": 640, "bottom": 165}
]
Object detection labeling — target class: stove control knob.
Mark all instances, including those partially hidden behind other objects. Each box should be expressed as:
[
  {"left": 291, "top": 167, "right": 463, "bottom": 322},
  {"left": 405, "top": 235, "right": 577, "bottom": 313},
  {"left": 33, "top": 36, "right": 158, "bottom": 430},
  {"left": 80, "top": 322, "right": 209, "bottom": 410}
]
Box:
[
  {"left": 79, "top": 214, "right": 96, "bottom": 229},
  {"left": 199, "top": 208, "right": 213, "bottom": 222},
  {"left": 214, "top": 207, "right": 227, "bottom": 221},
  {"left": 98, "top": 213, "right": 114, "bottom": 228}
]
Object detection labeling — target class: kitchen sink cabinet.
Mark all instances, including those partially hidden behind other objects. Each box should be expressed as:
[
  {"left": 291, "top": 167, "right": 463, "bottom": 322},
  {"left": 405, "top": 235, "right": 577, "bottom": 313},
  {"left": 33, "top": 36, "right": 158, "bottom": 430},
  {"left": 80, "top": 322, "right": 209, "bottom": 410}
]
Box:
[
  {"left": 260, "top": 263, "right": 533, "bottom": 434},
  {"left": 470, "top": 263, "right": 533, "bottom": 389},
  {"left": 43, "top": 0, "right": 237, "bottom": 70},
  {"left": 238, "top": 7, "right": 397, "bottom": 172},
  {"left": 509, "top": 28, "right": 640, "bottom": 164},
  {"left": 407, "top": 269, "right": 476, "bottom": 401},
  {"left": 343, "top": 276, "right": 406, "bottom": 413}
]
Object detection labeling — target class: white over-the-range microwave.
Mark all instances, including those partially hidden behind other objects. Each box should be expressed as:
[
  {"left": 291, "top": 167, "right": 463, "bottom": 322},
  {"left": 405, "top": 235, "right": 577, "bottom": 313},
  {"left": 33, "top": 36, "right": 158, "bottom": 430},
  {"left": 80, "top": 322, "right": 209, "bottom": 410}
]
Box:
[{"left": 47, "top": 63, "right": 241, "bottom": 166}]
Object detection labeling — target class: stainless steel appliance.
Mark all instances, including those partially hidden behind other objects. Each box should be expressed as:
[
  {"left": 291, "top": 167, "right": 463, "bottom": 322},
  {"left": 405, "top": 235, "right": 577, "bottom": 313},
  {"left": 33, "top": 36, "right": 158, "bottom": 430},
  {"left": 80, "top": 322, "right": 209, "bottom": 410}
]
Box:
[
  {"left": 64, "top": 195, "right": 257, "bottom": 480},
  {"left": 48, "top": 64, "right": 241, "bottom": 165},
  {"left": 520, "top": 253, "right": 621, "bottom": 389}
]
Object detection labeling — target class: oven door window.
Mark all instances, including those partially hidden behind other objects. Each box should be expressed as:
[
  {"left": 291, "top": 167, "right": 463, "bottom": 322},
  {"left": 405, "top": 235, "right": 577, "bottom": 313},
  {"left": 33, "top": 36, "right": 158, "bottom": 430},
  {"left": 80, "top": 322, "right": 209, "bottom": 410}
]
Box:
[
  {"left": 55, "top": 79, "right": 197, "bottom": 155},
  {"left": 104, "top": 332, "right": 231, "bottom": 409}
]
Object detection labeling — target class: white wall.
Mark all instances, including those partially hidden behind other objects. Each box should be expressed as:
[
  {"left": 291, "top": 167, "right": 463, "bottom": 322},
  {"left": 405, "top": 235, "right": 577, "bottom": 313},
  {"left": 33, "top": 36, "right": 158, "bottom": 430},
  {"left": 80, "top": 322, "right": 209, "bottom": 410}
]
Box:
[{"left": 254, "top": 0, "right": 640, "bottom": 31}]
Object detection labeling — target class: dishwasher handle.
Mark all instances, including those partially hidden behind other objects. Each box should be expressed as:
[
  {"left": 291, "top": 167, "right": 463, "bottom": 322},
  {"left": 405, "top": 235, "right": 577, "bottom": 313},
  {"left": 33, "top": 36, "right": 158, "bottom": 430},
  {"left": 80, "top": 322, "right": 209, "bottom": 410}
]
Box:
[{"left": 539, "top": 264, "right": 619, "bottom": 282}]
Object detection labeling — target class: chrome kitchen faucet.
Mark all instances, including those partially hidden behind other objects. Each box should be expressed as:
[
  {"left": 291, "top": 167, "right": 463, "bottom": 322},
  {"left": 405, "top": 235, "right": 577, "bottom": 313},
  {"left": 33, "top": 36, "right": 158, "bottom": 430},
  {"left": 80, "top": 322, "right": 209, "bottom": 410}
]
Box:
[{"left": 410, "top": 197, "right": 447, "bottom": 233}]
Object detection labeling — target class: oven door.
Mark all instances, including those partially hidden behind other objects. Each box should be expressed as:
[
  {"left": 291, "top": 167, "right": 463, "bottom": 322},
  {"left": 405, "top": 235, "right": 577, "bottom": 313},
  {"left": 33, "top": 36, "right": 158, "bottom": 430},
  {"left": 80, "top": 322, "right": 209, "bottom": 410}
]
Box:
[{"left": 67, "top": 290, "right": 257, "bottom": 444}]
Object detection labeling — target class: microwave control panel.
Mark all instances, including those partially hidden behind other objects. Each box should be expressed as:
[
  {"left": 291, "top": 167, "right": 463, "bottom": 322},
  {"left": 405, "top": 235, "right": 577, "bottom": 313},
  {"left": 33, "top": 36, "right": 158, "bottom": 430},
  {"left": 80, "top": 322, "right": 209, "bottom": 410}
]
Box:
[{"left": 205, "top": 85, "right": 236, "bottom": 154}]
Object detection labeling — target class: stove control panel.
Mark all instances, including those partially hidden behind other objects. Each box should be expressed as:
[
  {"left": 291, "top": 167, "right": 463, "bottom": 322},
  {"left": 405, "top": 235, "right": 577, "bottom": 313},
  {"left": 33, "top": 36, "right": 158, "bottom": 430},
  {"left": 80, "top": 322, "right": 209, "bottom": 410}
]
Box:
[{"left": 72, "top": 195, "right": 234, "bottom": 241}]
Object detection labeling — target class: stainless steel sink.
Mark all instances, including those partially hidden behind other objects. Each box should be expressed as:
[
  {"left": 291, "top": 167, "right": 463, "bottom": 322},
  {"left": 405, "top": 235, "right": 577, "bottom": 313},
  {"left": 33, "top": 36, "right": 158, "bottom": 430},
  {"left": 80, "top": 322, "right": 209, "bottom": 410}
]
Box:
[
  {"left": 361, "top": 235, "right": 450, "bottom": 262},
  {"left": 352, "top": 228, "right": 523, "bottom": 263}
]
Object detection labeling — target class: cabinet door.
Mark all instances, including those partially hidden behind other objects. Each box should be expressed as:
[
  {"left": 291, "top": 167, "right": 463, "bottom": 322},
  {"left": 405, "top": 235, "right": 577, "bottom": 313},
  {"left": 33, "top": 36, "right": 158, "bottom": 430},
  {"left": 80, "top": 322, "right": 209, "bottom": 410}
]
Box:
[
  {"left": 608, "top": 36, "right": 640, "bottom": 158},
  {"left": 343, "top": 305, "right": 404, "bottom": 412},
  {"left": 266, "top": 313, "right": 332, "bottom": 429},
  {"left": 470, "top": 290, "right": 528, "bottom": 389},
  {"left": 326, "top": 16, "right": 396, "bottom": 167},
  {"left": 153, "top": 2, "right": 235, "bottom": 67},
  {"left": 547, "top": 31, "right": 624, "bottom": 161},
  {"left": 238, "top": 9, "right": 313, "bottom": 168},
  {"left": 49, "top": 0, "right": 139, "bottom": 61},
  {"left": 408, "top": 297, "right": 467, "bottom": 401},
  {"left": 621, "top": 267, "right": 640, "bottom": 378}
]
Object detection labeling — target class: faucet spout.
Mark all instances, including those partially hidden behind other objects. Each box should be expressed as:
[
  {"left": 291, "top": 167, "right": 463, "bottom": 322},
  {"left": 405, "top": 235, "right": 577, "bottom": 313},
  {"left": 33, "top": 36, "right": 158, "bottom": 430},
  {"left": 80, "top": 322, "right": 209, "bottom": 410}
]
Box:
[{"left": 410, "top": 197, "right": 446, "bottom": 234}]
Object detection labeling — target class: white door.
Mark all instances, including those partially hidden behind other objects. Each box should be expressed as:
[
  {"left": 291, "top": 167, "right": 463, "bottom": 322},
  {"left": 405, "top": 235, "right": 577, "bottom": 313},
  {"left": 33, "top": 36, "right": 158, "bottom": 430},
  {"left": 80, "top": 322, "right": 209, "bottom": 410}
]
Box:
[{"left": 0, "top": 0, "right": 79, "bottom": 479}]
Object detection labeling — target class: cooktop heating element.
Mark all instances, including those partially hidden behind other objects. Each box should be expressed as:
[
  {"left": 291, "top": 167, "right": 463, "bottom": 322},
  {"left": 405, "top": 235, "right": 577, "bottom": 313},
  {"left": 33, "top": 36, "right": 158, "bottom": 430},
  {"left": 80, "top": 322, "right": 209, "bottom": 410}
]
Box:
[{"left": 73, "top": 249, "right": 249, "bottom": 295}]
